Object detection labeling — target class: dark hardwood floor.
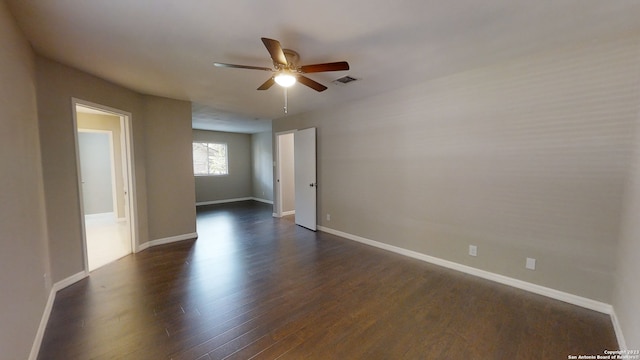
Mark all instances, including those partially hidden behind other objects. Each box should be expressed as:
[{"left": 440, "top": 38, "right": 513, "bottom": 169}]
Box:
[{"left": 38, "top": 201, "right": 618, "bottom": 359}]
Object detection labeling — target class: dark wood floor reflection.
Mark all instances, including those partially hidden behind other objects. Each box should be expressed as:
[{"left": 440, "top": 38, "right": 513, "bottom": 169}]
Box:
[{"left": 38, "top": 201, "right": 617, "bottom": 359}]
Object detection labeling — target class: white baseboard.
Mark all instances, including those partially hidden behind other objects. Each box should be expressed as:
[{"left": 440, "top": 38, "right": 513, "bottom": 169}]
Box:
[
  {"left": 272, "top": 210, "right": 295, "bottom": 218},
  {"left": 30, "top": 229, "right": 195, "bottom": 359},
  {"left": 52, "top": 271, "right": 88, "bottom": 292},
  {"left": 138, "top": 232, "right": 198, "bottom": 251},
  {"left": 318, "top": 225, "right": 614, "bottom": 314},
  {"left": 252, "top": 197, "right": 274, "bottom": 205},
  {"left": 196, "top": 197, "right": 274, "bottom": 206},
  {"left": 196, "top": 197, "right": 253, "bottom": 206},
  {"left": 84, "top": 212, "right": 116, "bottom": 223},
  {"left": 610, "top": 309, "right": 627, "bottom": 350},
  {"left": 196, "top": 197, "right": 273, "bottom": 206},
  {"left": 29, "top": 271, "right": 87, "bottom": 360},
  {"left": 318, "top": 225, "right": 633, "bottom": 348}
]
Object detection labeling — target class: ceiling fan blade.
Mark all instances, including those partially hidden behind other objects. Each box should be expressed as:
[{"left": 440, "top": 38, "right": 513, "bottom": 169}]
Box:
[
  {"left": 214, "top": 63, "right": 273, "bottom": 71},
  {"left": 297, "top": 75, "right": 327, "bottom": 92},
  {"left": 257, "top": 77, "right": 275, "bottom": 90},
  {"left": 299, "top": 61, "right": 350, "bottom": 73},
  {"left": 261, "top": 37, "right": 288, "bottom": 67}
]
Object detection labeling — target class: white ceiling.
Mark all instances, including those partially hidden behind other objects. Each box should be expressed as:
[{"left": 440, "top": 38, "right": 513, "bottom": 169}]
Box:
[{"left": 7, "top": 1, "right": 640, "bottom": 133}]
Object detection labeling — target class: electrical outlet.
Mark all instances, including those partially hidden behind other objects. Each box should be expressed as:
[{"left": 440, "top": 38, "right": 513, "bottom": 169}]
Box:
[
  {"left": 469, "top": 245, "right": 477, "bottom": 257},
  {"left": 526, "top": 257, "right": 536, "bottom": 270},
  {"left": 326, "top": 213, "right": 331, "bottom": 221}
]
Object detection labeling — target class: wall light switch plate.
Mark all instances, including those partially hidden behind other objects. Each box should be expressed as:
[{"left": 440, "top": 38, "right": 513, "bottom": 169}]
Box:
[
  {"left": 526, "top": 257, "right": 536, "bottom": 270},
  {"left": 469, "top": 245, "right": 477, "bottom": 257}
]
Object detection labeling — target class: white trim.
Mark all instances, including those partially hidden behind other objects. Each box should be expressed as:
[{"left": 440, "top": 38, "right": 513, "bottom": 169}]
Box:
[
  {"left": 138, "top": 232, "right": 198, "bottom": 251},
  {"left": 29, "top": 272, "right": 87, "bottom": 360},
  {"left": 52, "top": 271, "right": 88, "bottom": 292},
  {"left": 84, "top": 212, "right": 116, "bottom": 222},
  {"left": 272, "top": 212, "right": 279, "bottom": 217},
  {"left": 252, "top": 197, "right": 274, "bottom": 205},
  {"left": 317, "top": 225, "right": 614, "bottom": 314},
  {"left": 610, "top": 309, "right": 627, "bottom": 350},
  {"left": 281, "top": 210, "right": 295, "bottom": 216},
  {"left": 72, "top": 98, "right": 138, "bottom": 271},
  {"left": 29, "top": 290, "right": 56, "bottom": 360},
  {"left": 28, "top": 291, "right": 55, "bottom": 360},
  {"left": 196, "top": 197, "right": 253, "bottom": 206},
  {"left": 29, "top": 227, "right": 194, "bottom": 359},
  {"left": 196, "top": 197, "right": 273, "bottom": 206}
]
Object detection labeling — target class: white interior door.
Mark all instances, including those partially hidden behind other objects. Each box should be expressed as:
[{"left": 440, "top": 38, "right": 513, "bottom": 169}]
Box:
[{"left": 294, "top": 127, "right": 317, "bottom": 230}]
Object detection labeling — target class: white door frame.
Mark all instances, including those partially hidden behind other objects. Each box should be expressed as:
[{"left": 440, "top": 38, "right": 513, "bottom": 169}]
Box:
[
  {"left": 274, "top": 130, "right": 297, "bottom": 218},
  {"left": 72, "top": 98, "right": 138, "bottom": 274}
]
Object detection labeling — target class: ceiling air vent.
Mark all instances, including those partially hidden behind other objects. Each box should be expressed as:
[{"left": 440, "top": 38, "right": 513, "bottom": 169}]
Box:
[{"left": 332, "top": 75, "right": 358, "bottom": 85}]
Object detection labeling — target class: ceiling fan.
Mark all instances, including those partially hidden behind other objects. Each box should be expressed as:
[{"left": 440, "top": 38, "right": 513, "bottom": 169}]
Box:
[{"left": 214, "top": 37, "right": 349, "bottom": 92}]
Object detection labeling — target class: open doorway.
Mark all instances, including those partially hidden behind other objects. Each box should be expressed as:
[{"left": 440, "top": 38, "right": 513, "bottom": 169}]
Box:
[
  {"left": 276, "top": 132, "right": 296, "bottom": 217},
  {"left": 275, "top": 128, "right": 317, "bottom": 230},
  {"left": 73, "top": 100, "right": 136, "bottom": 271}
]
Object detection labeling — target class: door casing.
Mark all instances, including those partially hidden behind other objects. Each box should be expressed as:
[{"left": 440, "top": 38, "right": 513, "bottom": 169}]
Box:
[{"left": 72, "top": 98, "right": 138, "bottom": 273}]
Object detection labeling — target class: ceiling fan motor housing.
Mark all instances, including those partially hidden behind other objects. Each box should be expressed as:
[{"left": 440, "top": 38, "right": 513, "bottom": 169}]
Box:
[
  {"left": 282, "top": 49, "right": 300, "bottom": 69},
  {"left": 215, "top": 37, "right": 349, "bottom": 92}
]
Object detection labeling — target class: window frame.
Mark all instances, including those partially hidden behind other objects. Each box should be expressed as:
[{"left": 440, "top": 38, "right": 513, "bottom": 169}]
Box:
[{"left": 193, "top": 141, "right": 229, "bottom": 176}]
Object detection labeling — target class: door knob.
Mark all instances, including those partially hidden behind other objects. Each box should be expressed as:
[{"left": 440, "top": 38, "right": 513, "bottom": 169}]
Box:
[{"left": 309, "top": 183, "right": 316, "bottom": 187}]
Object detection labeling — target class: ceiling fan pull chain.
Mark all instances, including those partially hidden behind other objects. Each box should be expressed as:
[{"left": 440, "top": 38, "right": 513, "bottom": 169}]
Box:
[{"left": 284, "top": 87, "right": 288, "bottom": 114}]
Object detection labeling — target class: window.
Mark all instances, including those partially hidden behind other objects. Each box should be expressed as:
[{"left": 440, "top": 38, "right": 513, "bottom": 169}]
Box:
[{"left": 193, "top": 142, "right": 228, "bottom": 175}]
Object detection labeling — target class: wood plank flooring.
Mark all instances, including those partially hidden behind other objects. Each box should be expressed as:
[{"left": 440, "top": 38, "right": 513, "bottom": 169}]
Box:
[{"left": 38, "top": 201, "right": 618, "bottom": 359}]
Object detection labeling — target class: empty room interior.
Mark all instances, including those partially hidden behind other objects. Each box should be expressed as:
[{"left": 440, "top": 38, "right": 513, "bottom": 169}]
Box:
[{"left": 2, "top": 1, "right": 640, "bottom": 359}]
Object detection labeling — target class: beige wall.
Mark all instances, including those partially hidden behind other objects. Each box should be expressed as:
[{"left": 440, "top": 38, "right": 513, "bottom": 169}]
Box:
[
  {"left": 274, "top": 35, "right": 640, "bottom": 304},
  {"left": 36, "top": 56, "right": 196, "bottom": 282},
  {"left": 615, "top": 104, "right": 640, "bottom": 349},
  {"left": 36, "top": 56, "right": 148, "bottom": 282},
  {"left": 0, "top": 2, "right": 51, "bottom": 358},
  {"left": 77, "top": 112, "right": 125, "bottom": 218},
  {"left": 144, "top": 96, "right": 196, "bottom": 241},
  {"left": 252, "top": 131, "right": 274, "bottom": 202},
  {"left": 193, "top": 130, "right": 252, "bottom": 202}
]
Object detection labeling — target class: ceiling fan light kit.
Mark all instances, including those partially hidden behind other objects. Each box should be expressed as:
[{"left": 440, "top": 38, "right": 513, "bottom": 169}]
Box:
[
  {"left": 214, "top": 37, "right": 350, "bottom": 113},
  {"left": 274, "top": 72, "right": 297, "bottom": 87}
]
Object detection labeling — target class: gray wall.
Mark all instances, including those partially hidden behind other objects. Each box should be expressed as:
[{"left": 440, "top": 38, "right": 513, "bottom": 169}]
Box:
[
  {"left": 274, "top": 35, "right": 640, "bottom": 305},
  {"left": 36, "top": 56, "right": 147, "bottom": 282},
  {"left": 0, "top": 2, "right": 51, "bottom": 358},
  {"left": 615, "top": 117, "right": 640, "bottom": 349},
  {"left": 0, "top": 8, "right": 197, "bottom": 354},
  {"left": 36, "top": 56, "right": 196, "bottom": 283},
  {"left": 144, "top": 96, "right": 197, "bottom": 241},
  {"left": 193, "top": 130, "right": 252, "bottom": 202},
  {"left": 252, "top": 131, "right": 274, "bottom": 202}
]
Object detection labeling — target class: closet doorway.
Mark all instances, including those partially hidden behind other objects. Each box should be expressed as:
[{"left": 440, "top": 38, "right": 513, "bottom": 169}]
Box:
[
  {"left": 275, "top": 128, "right": 317, "bottom": 230},
  {"left": 73, "top": 100, "right": 136, "bottom": 271}
]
